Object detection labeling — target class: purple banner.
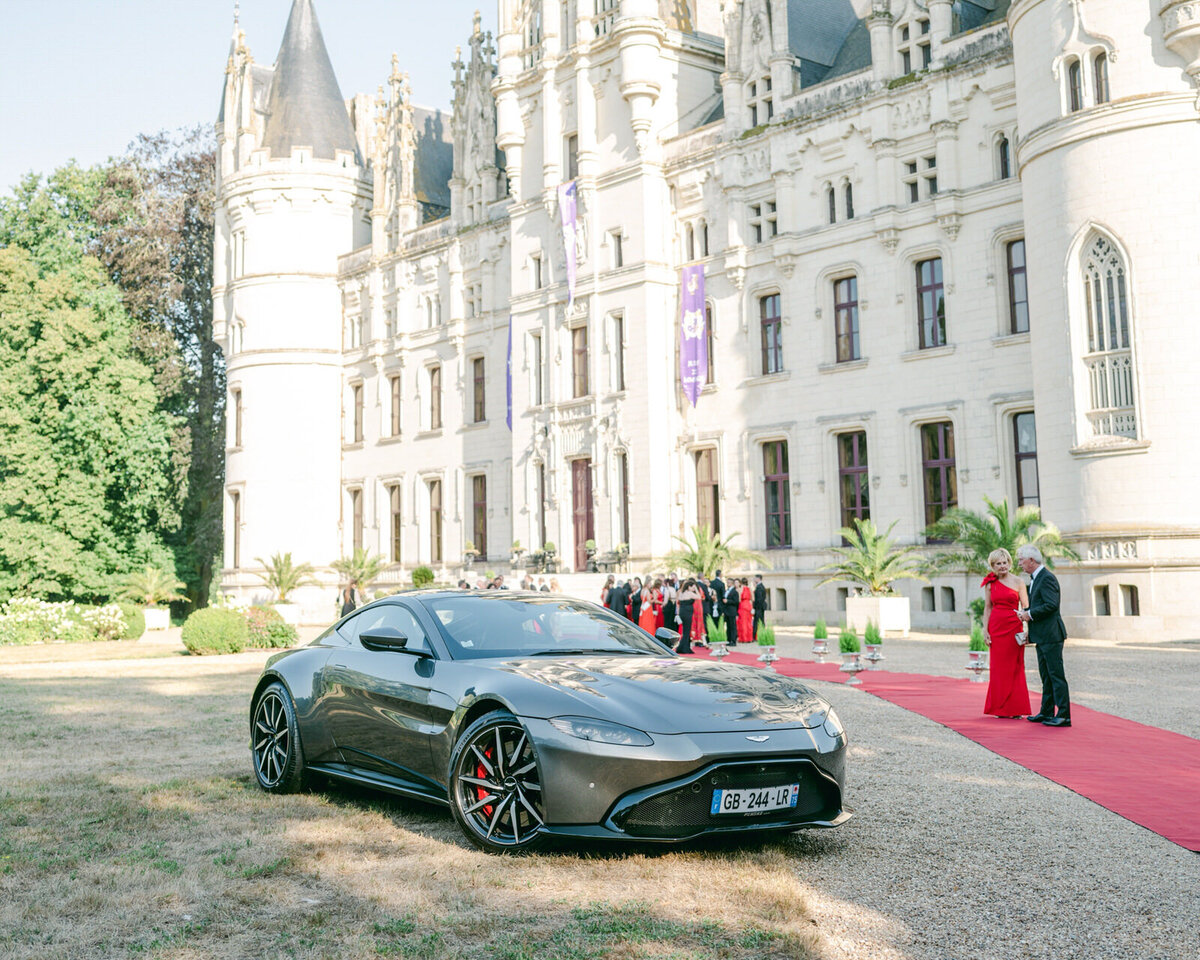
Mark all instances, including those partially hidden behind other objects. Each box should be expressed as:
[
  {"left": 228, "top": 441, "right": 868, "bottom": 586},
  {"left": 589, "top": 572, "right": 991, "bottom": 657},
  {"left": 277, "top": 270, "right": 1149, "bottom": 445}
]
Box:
[
  {"left": 505, "top": 315, "right": 513, "bottom": 431},
  {"left": 679, "top": 264, "right": 707, "bottom": 408},
  {"left": 558, "top": 180, "right": 577, "bottom": 308}
]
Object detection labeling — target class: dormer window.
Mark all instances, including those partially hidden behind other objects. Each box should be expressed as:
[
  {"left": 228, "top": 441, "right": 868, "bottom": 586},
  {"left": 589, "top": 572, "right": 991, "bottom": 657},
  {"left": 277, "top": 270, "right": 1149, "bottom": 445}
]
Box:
[
  {"left": 747, "top": 76, "right": 773, "bottom": 128},
  {"left": 897, "top": 18, "right": 931, "bottom": 74},
  {"left": 748, "top": 201, "right": 777, "bottom": 244}
]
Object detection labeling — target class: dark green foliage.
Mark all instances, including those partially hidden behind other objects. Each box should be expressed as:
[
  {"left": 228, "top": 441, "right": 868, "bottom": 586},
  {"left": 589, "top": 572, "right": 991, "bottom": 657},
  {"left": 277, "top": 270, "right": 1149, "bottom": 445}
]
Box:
[
  {"left": 412, "top": 566, "right": 435, "bottom": 588},
  {"left": 181, "top": 607, "right": 247, "bottom": 655},
  {"left": 245, "top": 605, "right": 297, "bottom": 649},
  {"left": 119, "top": 602, "right": 146, "bottom": 640}
]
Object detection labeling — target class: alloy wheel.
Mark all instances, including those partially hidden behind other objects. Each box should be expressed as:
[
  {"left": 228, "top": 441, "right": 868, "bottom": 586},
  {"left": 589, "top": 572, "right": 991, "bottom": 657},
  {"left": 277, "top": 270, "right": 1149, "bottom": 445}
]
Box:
[
  {"left": 452, "top": 720, "right": 545, "bottom": 848},
  {"left": 252, "top": 691, "right": 291, "bottom": 788}
]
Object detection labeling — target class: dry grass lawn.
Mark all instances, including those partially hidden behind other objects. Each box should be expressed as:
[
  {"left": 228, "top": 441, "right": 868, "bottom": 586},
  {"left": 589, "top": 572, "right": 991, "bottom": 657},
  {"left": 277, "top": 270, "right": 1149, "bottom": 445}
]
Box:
[{"left": 0, "top": 647, "right": 829, "bottom": 959}]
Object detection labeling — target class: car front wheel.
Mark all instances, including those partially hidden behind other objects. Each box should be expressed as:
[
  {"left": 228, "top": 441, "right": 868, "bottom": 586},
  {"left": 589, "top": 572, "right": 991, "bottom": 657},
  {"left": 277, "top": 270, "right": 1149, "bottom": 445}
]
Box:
[
  {"left": 449, "top": 710, "right": 546, "bottom": 853},
  {"left": 251, "top": 681, "right": 305, "bottom": 793}
]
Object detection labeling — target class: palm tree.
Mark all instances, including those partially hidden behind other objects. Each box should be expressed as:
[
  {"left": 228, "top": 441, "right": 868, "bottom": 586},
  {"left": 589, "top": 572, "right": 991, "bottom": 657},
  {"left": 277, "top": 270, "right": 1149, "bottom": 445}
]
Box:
[
  {"left": 120, "top": 566, "right": 187, "bottom": 607},
  {"left": 816, "top": 519, "right": 929, "bottom": 596},
  {"left": 664, "top": 525, "right": 770, "bottom": 578},
  {"left": 254, "top": 552, "right": 317, "bottom": 603},
  {"left": 924, "top": 496, "right": 1080, "bottom": 576},
  {"left": 331, "top": 548, "right": 384, "bottom": 589}
]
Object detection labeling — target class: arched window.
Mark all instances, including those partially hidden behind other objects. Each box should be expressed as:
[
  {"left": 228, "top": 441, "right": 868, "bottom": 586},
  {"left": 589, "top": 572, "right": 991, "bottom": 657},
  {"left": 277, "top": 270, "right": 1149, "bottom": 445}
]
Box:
[
  {"left": 1081, "top": 235, "right": 1137, "bottom": 438},
  {"left": 699, "top": 220, "right": 709, "bottom": 257},
  {"left": 826, "top": 185, "right": 836, "bottom": 225},
  {"left": 1093, "top": 52, "right": 1110, "bottom": 104},
  {"left": 1066, "top": 58, "right": 1083, "bottom": 112},
  {"left": 843, "top": 182, "right": 854, "bottom": 220},
  {"left": 685, "top": 223, "right": 695, "bottom": 261},
  {"left": 997, "top": 135, "right": 1012, "bottom": 179}
]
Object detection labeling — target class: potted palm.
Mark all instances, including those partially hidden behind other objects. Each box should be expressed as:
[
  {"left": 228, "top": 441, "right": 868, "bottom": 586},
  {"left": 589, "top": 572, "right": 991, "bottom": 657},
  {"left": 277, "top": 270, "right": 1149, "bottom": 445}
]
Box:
[
  {"left": 511, "top": 540, "right": 526, "bottom": 567},
  {"left": 966, "top": 622, "right": 989, "bottom": 682},
  {"left": 614, "top": 542, "right": 630, "bottom": 571},
  {"left": 120, "top": 566, "right": 187, "bottom": 631},
  {"left": 705, "top": 615, "right": 726, "bottom": 656},
  {"left": 755, "top": 622, "right": 778, "bottom": 664},
  {"left": 584, "top": 539, "right": 598, "bottom": 572},
  {"left": 254, "top": 552, "right": 317, "bottom": 625},
  {"left": 863, "top": 619, "right": 885, "bottom": 670},
  {"left": 811, "top": 618, "right": 829, "bottom": 662},
  {"left": 664, "top": 524, "right": 769, "bottom": 579},
  {"left": 331, "top": 548, "right": 384, "bottom": 592},
  {"left": 817, "top": 519, "right": 928, "bottom": 638},
  {"left": 838, "top": 625, "right": 865, "bottom": 685},
  {"left": 925, "top": 495, "right": 1080, "bottom": 576},
  {"left": 462, "top": 541, "right": 479, "bottom": 566}
]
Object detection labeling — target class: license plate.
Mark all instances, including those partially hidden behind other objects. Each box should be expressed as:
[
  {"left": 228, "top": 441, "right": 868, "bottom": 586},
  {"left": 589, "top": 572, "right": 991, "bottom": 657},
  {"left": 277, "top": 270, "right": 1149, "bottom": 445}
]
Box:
[{"left": 711, "top": 784, "right": 800, "bottom": 815}]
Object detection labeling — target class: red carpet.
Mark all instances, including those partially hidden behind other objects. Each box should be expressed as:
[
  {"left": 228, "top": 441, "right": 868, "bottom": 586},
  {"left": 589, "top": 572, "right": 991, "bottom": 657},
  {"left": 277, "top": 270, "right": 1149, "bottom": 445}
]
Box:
[{"left": 687, "top": 647, "right": 1200, "bottom": 852}]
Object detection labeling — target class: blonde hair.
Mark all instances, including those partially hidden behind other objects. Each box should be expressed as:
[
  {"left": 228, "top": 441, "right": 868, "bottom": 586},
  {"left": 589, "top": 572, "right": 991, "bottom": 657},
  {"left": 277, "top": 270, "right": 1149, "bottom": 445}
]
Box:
[{"left": 987, "top": 548, "right": 1012, "bottom": 569}]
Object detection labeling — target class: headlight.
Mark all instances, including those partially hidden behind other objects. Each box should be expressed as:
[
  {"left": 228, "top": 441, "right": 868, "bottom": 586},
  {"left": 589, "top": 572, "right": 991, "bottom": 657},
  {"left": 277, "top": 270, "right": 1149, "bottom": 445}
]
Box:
[
  {"left": 822, "top": 707, "right": 845, "bottom": 739},
  {"left": 549, "top": 716, "right": 654, "bottom": 746}
]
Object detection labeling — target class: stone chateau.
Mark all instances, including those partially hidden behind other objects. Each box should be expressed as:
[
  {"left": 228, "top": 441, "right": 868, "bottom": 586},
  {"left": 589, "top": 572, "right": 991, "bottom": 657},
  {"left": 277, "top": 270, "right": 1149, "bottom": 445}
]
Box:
[{"left": 213, "top": 0, "right": 1200, "bottom": 639}]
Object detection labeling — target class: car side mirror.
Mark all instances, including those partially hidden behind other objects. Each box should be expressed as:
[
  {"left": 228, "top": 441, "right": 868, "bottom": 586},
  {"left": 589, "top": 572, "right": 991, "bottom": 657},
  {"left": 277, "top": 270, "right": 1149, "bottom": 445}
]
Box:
[
  {"left": 360, "top": 625, "right": 412, "bottom": 652},
  {"left": 655, "top": 627, "right": 680, "bottom": 645}
]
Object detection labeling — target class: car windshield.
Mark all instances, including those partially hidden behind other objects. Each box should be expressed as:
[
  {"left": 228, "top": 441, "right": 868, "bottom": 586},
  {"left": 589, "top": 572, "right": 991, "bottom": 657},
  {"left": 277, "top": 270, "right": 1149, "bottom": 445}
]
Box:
[{"left": 424, "top": 595, "right": 670, "bottom": 660}]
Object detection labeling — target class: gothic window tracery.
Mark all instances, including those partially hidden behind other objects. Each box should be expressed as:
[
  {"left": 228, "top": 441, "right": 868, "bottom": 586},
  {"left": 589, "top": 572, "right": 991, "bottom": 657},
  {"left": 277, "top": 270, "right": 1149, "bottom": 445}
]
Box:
[{"left": 1080, "top": 235, "right": 1138, "bottom": 439}]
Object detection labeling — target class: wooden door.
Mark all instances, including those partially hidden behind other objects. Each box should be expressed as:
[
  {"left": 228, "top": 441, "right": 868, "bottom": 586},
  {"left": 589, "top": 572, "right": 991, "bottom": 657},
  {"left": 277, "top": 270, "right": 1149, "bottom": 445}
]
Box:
[{"left": 571, "top": 459, "right": 594, "bottom": 572}]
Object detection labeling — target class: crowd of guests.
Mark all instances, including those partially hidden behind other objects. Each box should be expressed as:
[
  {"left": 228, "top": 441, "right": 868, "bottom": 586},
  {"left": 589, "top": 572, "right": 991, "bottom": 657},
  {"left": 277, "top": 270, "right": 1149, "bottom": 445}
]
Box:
[
  {"left": 598, "top": 570, "right": 767, "bottom": 654},
  {"left": 454, "top": 574, "right": 562, "bottom": 592}
]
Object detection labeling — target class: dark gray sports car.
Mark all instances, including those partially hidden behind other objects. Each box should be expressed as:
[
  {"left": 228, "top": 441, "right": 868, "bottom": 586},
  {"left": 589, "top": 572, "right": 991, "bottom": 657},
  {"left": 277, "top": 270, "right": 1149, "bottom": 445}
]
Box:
[{"left": 249, "top": 591, "right": 850, "bottom": 852}]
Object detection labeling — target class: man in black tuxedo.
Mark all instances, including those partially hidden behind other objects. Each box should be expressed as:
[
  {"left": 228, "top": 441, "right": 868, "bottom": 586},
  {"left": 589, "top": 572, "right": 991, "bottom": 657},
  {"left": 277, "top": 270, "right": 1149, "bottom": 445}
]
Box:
[
  {"left": 609, "top": 580, "right": 629, "bottom": 618},
  {"left": 1017, "top": 545, "right": 1071, "bottom": 727},
  {"left": 710, "top": 570, "right": 726, "bottom": 634},
  {"left": 752, "top": 575, "right": 767, "bottom": 640},
  {"left": 723, "top": 579, "right": 740, "bottom": 645}
]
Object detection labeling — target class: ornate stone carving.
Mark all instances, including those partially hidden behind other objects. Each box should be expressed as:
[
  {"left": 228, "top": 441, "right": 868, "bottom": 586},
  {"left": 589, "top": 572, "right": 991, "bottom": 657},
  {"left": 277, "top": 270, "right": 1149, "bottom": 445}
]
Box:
[
  {"left": 938, "top": 213, "right": 962, "bottom": 240},
  {"left": 1086, "top": 539, "right": 1138, "bottom": 561},
  {"left": 1161, "top": 1, "right": 1200, "bottom": 105},
  {"left": 875, "top": 227, "right": 901, "bottom": 254}
]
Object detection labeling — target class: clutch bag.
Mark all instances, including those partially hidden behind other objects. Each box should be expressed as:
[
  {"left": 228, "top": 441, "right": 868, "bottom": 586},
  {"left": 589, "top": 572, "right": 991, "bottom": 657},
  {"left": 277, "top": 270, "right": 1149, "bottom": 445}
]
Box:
[{"left": 1014, "top": 630, "right": 1029, "bottom": 646}]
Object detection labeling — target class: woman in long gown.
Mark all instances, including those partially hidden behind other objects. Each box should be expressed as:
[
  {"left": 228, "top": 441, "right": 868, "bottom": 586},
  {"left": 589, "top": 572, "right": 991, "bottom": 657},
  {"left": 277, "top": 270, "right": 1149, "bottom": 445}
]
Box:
[
  {"left": 676, "top": 579, "right": 700, "bottom": 654},
  {"left": 638, "top": 579, "right": 661, "bottom": 635},
  {"left": 737, "top": 578, "right": 753, "bottom": 645},
  {"left": 981, "top": 547, "right": 1032, "bottom": 718},
  {"left": 691, "top": 581, "right": 707, "bottom": 646}
]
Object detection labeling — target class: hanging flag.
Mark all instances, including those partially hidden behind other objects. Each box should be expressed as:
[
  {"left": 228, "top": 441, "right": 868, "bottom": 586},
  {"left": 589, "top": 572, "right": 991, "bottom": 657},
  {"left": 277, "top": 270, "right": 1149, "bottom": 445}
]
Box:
[
  {"left": 557, "top": 180, "right": 577, "bottom": 308},
  {"left": 679, "top": 264, "right": 707, "bottom": 408},
  {"left": 505, "top": 315, "right": 513, "bottom": 431}
]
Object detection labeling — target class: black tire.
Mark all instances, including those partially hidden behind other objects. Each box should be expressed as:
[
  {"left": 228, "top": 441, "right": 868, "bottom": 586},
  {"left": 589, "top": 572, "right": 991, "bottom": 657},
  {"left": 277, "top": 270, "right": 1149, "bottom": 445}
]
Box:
[
  {"left": 251, "top": 681, "right": 306, "bottom": 793},
  {"left": 448, "top": 710, "right": 546, "bottom": 853}
]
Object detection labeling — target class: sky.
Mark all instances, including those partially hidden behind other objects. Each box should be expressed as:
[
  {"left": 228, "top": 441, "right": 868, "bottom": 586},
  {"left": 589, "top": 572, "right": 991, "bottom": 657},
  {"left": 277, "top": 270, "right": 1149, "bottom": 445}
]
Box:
[{"left": 0, "top": 0, "right": 499, "bottom": 191}]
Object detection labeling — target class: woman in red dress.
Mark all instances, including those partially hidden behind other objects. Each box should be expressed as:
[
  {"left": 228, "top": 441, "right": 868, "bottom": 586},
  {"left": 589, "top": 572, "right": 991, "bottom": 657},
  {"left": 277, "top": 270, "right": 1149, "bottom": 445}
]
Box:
[
  {"left": 981, "top": 547, "right": 1032, "bottom": 718},
  {"left": 638, "top": 579, "right": 662, "bottom": 635},
  {"left": 737, "top": 578, "right": 753, "bottom": 645}
]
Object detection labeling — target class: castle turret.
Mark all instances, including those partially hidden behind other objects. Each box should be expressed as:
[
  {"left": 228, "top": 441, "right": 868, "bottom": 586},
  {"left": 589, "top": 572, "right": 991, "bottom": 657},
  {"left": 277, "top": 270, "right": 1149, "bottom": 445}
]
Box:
[
  {"left": 1010, "top": 0, "right": 1200, "bottom": 636},
  {"left": 213, "top": 0, "right": 372, "bottom": 614}
]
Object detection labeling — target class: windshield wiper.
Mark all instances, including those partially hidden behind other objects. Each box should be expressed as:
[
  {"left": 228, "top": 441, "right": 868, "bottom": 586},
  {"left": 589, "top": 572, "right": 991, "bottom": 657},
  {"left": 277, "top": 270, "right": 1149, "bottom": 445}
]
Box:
[{"left": 527, "top": 648, "right": 653, "bottom": 656}]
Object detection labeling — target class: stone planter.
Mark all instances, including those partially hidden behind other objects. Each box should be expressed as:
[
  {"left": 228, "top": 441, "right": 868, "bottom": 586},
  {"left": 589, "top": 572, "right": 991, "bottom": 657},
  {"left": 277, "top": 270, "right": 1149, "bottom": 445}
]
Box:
[
  {"left": 756, "top": 644, "right": 778, "bottom": 664},
  {"left": 274, "top": 602, "right": 302, "bottom": 626},
  {"left": 142, "top": 606, "right": 170, "bottom": 631},
  {"left": 839, "top": 651, "right": 865, "bottom": 685},
  {"left": 863, "top": 643, "right": 885, "bottom": 670},
  {"left": 966, "top": 649, "right": 988, "bottom": 683},
  {"left": 811, "top": 638, "right": 829, "bottom": 662},
  {"left": 845, "top": 596, "right": 910, "bottom": 637}
]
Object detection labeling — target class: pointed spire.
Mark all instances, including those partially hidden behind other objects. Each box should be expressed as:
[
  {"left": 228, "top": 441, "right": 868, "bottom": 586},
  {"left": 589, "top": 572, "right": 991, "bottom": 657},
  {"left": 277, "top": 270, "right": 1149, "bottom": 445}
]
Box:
[{"left": 261, "top": 0, "right": 359, "bottom": 161}]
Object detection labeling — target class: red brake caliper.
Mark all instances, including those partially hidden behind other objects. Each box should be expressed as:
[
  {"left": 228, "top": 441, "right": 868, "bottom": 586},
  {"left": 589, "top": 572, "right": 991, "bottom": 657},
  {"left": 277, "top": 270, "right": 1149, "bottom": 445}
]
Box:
[{"left": 477, "top": 746, "right": 494, "bottom": 818}]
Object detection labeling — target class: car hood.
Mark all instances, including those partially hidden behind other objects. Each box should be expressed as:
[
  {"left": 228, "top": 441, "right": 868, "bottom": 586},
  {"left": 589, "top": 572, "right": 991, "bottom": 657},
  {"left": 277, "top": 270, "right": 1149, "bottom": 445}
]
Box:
[{"left": 496, "top": 655, "right": 830, "bottom": 734}]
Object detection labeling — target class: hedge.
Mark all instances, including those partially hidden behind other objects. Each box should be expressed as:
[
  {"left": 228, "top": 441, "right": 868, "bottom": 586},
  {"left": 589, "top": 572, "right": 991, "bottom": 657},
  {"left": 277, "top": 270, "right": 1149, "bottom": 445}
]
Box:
[
  {"left": 182, "top": 607, "right": 248, "bottom": 655},
  {"left": 246, "top": 605, "right": 297, "bottom": 649}
]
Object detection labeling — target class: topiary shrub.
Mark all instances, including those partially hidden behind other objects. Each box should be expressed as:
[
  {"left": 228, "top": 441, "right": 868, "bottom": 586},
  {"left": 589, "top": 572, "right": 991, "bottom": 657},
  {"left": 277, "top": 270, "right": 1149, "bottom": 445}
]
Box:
[
  {"left": 838, "top": 625, "right": 860, "bottom": 654},
  {"left": 969, "top": 623, "right": 988, "bottom": 652},
  {"left": 863, "top": 620, "right": 882, "bottom": 645},
  {"left": 412, "top": 565, "right": 435, "bottom": 588},
  {"left": 813, "top": 618, "right": 828, "bottom": 640},
  {"left": 182, "top": 607, "right": 248, "bottom": 655},
  {"left": 705, "top": 616, "right": 723, "bottom": 646},
  {"left": 118, "top": 602, "right": 146, "bottom": 640},
  {"left": 756, "top": 623, "right": 776, "bottom": 646}
]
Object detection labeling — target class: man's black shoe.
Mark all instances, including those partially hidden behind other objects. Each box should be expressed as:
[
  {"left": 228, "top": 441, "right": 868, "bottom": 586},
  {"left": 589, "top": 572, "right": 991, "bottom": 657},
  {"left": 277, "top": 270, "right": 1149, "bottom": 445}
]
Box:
[
  {"left": 1027, "top": 714, "right": 1050, "bottom": 723},
  {"left": 1043, "top": 717, "right": 1071, "bottom": 727}
]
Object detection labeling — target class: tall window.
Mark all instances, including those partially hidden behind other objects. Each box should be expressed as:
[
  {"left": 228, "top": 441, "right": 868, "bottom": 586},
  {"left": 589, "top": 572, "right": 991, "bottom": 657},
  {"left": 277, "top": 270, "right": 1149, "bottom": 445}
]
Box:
[
  {"left": 695, "top": 448, "right": 720, "bottom": 534},
  {"left": 760, "top": 293, "right": 783, "bottom": 375},
  {"left": 472, "top": 475, "right": 487, "bottom": 560},
  {"left": 1007, "top": 240, "right": 1029, "bottom": 334},
  {"left": 472, "top": 357, "right": 486, "bottom": 422},
  {"left": 428, "top": 479, "right": 443, "bottom": 563},
  {"left": 388, "top": 484, "right": 402, "bottom": 562},
  {"left": 530, "top": 332, "right": 544, "bottom": 405},
  {"left": 699, "top": 221, "right": 709, "bottom": 257},
  {"left": 389, "top": 375, "right": 402, "bottom": 437},
  {"left": 704, "top": 303, "right": 715, "bottom": 384},
  {"left": 350, "top": 488, "right": 363, "bottom": 553},
  {"left": 837, "top": 432, "right": 870, "bottom": 529},
  {"left": 844, "top": 183, "right": 854, "bottom": 220},
  {"left": 1013, "top": 412, "right": 1040, "bottom": 507},
  {"left": 612, "top": 315, "right": 625, "bottom": 391},
  {"left": 564, "top": 134, "right": 579, "bottom": 180},
  {"left": 685, "top": 224, "right": 695, "bottom": 261},
  {"left": 747, "top": 75, "right": 772, "bottom": 127},
  {"left": 1082, "top": 235, "right": 1136, "bottom": 438},
  {"left": 572, "top": 325, "right": 589, "bottom": 398},
  {"left": 616, "top": 452, "right": 630, "bottom": 547},
  {"left": 1093, "top": 53, "right": 1110, "bottom": 104},
  {"left": 593, "top": 0, "right": 617, "bottom": 36},
  {"left": 834, "top": 276, "right": 860, "bottom": 363},
  {"left": 230, "top": 490, "right": 241, "bottom": 568},
  {"left": 231, "top": 388, "right": 243, "bottom": 447},
  {"left": 826, "top": 185, "right": 837, "bottom": 224},
  {"left": 352, "top": 384, "right": 364, "bottom": 443},
  {"left": 536, "top": 462, "right": 547, "bottom": 549},
  {"left": 763, "top": 441, "right": 791, "bottom": 548},
  {"left": 429, "top": 365, "right": 442, "bottom": 430},
  {"left": 1067, "top": 58, "right": 1083, "bottom": 112},
  {"left": 916, "top": 257, "right": 946, "bottom": 349},
  {"left": 998, "top": 135, "right": 1012, "bottom": 179},
  {"left": 609, "top": 231, "right": 624, "bottom": 269},
  {"left": 531, "top": 253, "right": 544, "bottom": 290},
  {"left": 921, "top": 422, "right": 957, "bottom": 530}
]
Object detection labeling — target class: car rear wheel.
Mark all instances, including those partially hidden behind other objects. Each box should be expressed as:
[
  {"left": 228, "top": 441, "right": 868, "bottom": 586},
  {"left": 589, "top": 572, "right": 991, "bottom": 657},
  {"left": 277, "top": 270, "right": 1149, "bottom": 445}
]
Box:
[
  {"left": 449, "top": 710, "right": 546, "bottom": 853},
  {"left": 251, "top": 682, "right": 305, "bottom": 793}
]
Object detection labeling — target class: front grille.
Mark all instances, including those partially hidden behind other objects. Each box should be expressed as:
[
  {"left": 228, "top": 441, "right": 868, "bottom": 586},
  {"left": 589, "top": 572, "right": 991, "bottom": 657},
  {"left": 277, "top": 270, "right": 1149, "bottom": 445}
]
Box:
[{"left": 613, "top": 761, "right": 835, "bottom": 839}]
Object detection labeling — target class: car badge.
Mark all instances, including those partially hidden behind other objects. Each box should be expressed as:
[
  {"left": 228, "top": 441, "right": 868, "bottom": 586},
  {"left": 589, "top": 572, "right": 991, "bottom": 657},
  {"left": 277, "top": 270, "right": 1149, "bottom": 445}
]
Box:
[{"left": 746, "top": 735, "right": 769, "bottom": 742}]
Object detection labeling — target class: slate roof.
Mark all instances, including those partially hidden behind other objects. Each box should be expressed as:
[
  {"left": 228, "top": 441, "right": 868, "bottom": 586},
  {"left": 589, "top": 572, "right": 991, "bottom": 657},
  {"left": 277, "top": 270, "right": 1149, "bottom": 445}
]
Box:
[
  {"left": 412, "top": 105, "right": 453, "bottom": 220},
  {"left": 261, "top": 0, "right": 359, "bottom": 161},
  {"left": 787, "top": 0, "right": 861, "bottom": 85}
]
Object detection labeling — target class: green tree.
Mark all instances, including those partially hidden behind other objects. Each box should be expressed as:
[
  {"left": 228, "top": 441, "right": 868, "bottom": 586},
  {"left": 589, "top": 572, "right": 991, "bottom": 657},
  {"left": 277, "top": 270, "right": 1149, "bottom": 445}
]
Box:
[
  {"left": 924, "top": 496, "right": 1081, "bottom": 576},
  {"left": 254, "top": 552, "right": 317, "bottom": 604},
  {"left": 331, "top": 548, "right": 384, "bottom": 589},
  {"left": 664, "top": 524, "right": 770, "bottom": 579},
  {"left": 0, "top": 246, "right": 181, "bottom": 600},
  {"left": 816, "top": 519, "right": 929, "bottom": 596}
]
